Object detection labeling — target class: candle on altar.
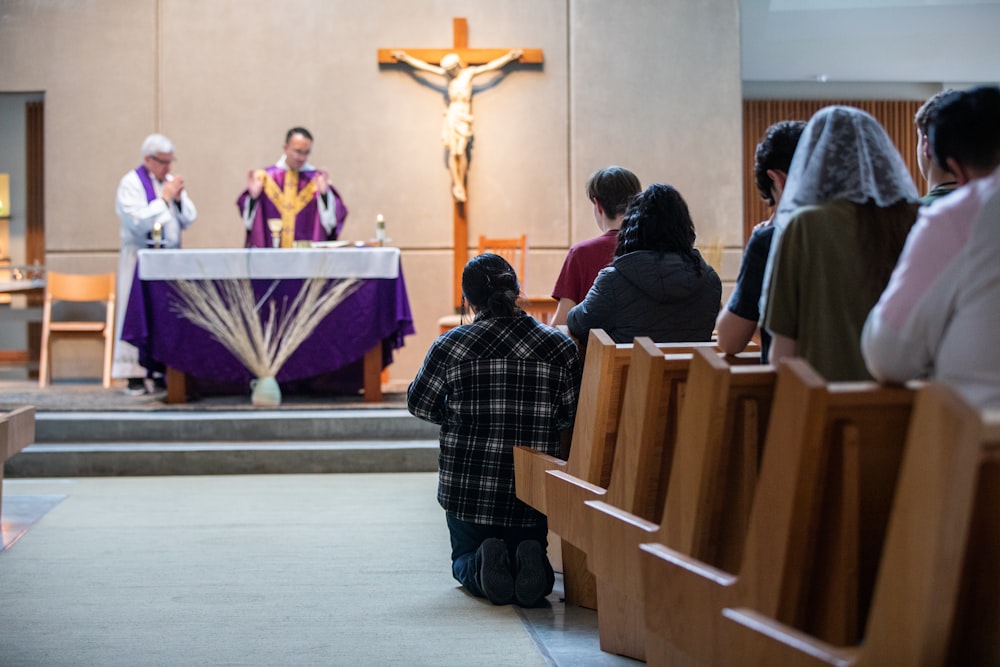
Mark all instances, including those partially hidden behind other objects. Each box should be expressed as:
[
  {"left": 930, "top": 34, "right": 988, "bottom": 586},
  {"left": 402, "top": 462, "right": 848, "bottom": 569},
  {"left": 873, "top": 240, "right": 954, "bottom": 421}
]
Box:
[{"left": 375, "top": 214, "right": 386, "bottom": 247}]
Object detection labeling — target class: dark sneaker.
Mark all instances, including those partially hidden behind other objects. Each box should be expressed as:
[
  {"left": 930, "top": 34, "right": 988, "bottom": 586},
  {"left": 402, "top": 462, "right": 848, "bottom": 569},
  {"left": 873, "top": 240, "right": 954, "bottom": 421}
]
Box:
[
  {"left": 514, "top": 540, "right": 552, "bottom": 607},
  {"left": 124, "top": 378, "right": 147, "bottom": 396},
  {"left": 477, "top": 538, "right": 514, "bottom": 605},
  {"left": 150, "top": 375, "right": 167, "bottom": 391}
]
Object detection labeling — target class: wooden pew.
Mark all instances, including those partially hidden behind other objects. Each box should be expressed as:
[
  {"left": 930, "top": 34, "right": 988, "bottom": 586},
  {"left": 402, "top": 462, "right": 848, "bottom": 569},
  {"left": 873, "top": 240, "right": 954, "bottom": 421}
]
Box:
[
  {"left": 513, "top": 329, "right": 631, "bottom": 607},
  {"left": 639, "top": 359, "right": 915, "bottom": 666},
  {"left": 541, "top": 338, "right": 702, "bottom": 610},
  {"left": 584, "top": 348, "right": 776, "bottom": 660},
  {"left": 1, "top": 406, "right": 36, "bottom": 518},
  {"left": 720, "top": 382, "right": 1000, "bottom": 666},
  {"left": 513, "top": 332, "right": 732, "bottom": 608}
]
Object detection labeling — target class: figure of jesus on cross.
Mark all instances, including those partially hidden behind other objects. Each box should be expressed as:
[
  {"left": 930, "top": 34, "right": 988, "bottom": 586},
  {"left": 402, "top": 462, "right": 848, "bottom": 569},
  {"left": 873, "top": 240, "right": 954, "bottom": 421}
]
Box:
[
  {"left": 379, "top": 18, "right": 543, "bottom": 308},
  {"left": 391, "top": 48, "right": 523, "bottom": 202}
]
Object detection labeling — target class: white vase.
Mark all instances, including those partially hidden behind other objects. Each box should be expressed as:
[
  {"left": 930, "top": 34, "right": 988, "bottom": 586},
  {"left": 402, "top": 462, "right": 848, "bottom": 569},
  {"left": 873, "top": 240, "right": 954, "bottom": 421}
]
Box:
[{"left": 250, "top": 376, "right": 281, "bottom": 407}]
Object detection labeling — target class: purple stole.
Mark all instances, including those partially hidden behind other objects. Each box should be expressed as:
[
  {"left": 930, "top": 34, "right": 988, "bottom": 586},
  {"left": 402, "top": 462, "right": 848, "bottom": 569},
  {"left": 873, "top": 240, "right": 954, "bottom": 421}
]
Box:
[
  {"left": 239, "top": 166, "right": 348, "bottom": 248},
  {"left": 135, "top": 165, "right": 157, "bottom": 203},
  {"left": 136, "top": 166, "right": 178, "bottom": 248}
]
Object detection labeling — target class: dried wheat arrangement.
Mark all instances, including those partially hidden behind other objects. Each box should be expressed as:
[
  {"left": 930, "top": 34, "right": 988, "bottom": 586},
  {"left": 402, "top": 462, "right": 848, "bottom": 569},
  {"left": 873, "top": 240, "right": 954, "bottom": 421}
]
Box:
[{"left": 169, "top": 277, "right": 360, "bottom": 402}]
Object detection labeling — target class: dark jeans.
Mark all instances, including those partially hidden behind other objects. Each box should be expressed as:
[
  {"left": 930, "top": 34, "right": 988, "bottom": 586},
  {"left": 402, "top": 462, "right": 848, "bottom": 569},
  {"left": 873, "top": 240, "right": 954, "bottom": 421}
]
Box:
[{"left": 445, "top": 512, "right": 550, "bottom": 598}]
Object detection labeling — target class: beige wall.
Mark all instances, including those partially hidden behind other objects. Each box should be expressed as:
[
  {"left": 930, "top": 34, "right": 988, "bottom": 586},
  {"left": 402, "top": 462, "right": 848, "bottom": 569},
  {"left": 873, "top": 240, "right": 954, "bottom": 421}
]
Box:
[{"left": 0, "top": 0, "right": 742, "bottom": 382}]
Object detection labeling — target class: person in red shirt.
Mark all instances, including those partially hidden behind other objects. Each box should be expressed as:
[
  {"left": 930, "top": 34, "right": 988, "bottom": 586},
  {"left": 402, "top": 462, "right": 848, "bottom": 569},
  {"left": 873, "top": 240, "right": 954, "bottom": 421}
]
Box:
[{"left": 550, "top": 166, "right": 641, "bottom": 326}]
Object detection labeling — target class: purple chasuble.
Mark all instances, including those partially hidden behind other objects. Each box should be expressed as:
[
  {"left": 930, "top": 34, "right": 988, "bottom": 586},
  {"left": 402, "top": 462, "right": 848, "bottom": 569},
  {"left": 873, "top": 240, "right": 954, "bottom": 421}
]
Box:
[{"left": 237, "top": 166, "right": 348, "bottom": 248}]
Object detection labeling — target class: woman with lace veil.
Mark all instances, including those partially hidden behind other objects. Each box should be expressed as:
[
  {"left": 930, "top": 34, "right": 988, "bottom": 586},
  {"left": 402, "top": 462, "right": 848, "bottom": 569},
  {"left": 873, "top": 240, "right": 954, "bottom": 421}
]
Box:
[{"left": 761, "top": 106, "right": 920, "bottom": 380}]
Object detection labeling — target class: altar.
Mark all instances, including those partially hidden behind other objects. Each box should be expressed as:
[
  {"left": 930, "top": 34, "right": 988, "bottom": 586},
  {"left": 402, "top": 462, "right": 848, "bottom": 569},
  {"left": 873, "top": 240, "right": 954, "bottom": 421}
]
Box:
[{"left": 121, "top": 247, "right": 415, "bottom": 404}]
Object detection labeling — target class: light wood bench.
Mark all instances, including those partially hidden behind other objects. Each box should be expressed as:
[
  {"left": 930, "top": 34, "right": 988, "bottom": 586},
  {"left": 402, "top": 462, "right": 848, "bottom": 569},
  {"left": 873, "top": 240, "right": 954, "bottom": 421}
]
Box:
[
  {"left": 513, "top": 329, "right": 631, "bottom": 608},
  {"left": 513, "top": 332, "right": 732, "bottom": 608},
  {"left": 639, "top": 359, "right": 915, "bottom": 666},
  {"left": 584, "top": 348, "right": 776, "bottom": 660},
  {"left": 542, "top": 338, "right": 707, "bottom": 609},
  {"left": 720, "top": 381, "right": 1000, "bottom": 666},
  {"left": 1, "top": 406, "right": 36, "bottom": 518}
]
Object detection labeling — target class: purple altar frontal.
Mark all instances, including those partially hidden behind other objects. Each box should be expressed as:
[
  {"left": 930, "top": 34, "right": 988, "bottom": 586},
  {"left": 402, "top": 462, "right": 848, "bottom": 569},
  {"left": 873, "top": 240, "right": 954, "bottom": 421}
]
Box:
[{"left": 122, "top": 248, "right": 415, "bottom": 398}]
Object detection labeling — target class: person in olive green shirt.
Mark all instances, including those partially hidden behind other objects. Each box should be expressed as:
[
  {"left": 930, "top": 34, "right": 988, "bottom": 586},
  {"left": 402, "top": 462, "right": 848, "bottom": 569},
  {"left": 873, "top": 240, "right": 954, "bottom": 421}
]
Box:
[{"left": 762, "top": 106, "right": 919, "bottom": 381}]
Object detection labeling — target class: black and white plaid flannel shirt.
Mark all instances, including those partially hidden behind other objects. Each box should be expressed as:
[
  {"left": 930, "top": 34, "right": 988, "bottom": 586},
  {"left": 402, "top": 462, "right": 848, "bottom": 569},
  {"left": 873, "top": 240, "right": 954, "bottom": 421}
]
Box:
[{"left": 407, "top": 314, "right": 582, "bottom": 527}]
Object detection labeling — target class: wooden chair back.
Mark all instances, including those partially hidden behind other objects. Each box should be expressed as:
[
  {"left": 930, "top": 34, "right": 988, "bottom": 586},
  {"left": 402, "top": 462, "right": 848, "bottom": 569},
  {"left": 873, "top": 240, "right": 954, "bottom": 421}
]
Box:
[
  {"left": 640, "top": 359, "right": 915, "bottom": 666},
  {"left": 38, "top": 271, "right": 116, "bottom": 388},
  {"left": 437, "top": 234, "right": 529, "bottom": 333},
  {"left": 517, "top": 295, "right": 557, "bottom": 325},
  {"left": 478, "top": 234, "right": 527, "bottom": 286},
  {"left": 721, "top": 382, "right": 1000, "bottom": 666}
]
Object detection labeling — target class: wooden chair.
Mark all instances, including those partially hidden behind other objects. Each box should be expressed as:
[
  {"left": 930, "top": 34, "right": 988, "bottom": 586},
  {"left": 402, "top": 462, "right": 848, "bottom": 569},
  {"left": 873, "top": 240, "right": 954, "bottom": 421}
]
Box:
[
  {"left": 517, "top": 295, "right": 557, "bottom": 325},
  {"left": 1, "top": 406, "right": 36, "bottom": 518},
  {"left": 639, "top": 359, "right": 915, "bottom": 666},
  {"left": 438, "top": 235, "right": 530, "bottom": 333},
  {"left": 721, "top": 382, "right": 1000, "bottom": 666},
  {"left": 584, "top": 348, "right": 776, "bottom": 660},
  {"left": 38, "top": 271, "right": 116, "bottom": 388}
]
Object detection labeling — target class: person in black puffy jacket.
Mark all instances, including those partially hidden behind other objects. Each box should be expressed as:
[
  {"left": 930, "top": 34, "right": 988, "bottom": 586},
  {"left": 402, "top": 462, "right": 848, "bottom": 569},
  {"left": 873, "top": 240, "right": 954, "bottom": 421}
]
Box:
[{"left": 567, "top": 183, "right": 721, "bottom": 344}]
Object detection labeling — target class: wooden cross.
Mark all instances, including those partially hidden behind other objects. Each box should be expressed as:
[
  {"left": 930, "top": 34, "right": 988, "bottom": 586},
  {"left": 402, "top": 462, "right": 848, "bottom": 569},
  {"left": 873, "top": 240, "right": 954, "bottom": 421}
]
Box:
[{"left": 379, "top": 17, "right": 543, "bottom": 310}]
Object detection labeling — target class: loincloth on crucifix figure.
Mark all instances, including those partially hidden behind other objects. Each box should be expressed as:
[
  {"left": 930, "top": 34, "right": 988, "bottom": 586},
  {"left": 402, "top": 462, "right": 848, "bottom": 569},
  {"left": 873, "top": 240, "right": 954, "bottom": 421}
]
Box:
[{"left": 392, "top": 49, "right": 523, "bottom": 202}]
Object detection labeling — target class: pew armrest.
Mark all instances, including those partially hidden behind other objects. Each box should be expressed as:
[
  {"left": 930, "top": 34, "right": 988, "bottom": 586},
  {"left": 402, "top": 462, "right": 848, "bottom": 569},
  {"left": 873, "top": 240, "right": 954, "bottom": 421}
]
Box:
[
  {"left": 513, "top": 446, "right": 565, "bottom": 513},
  {"left": 721, "top": 607, "right": 857, "bottom": 666}
]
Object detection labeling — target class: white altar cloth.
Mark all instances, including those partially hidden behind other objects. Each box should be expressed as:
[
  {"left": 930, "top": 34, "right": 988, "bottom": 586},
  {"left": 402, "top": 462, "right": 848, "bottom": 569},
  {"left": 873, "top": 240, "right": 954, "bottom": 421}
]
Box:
[{"left": 136, "top": 247, "right": 400, "bottom": 281}]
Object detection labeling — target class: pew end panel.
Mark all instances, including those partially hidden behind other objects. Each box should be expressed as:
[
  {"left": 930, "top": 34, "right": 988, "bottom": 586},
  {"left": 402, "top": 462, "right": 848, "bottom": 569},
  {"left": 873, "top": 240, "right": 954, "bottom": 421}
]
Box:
[
  {"left": 566, "top": 329, "right": 633, "bottom": 485},
  {"left": 585, "top": 499, "right": 658, "bottom": 602},
  {"left": 544, "top": 469, "right": 606, "bottom": 552},
  {"left": 582, "top": 350, "right": 775, "bottom": 662},
  {"left": 640, "top": 358, "right": 919, "bottom": 666},
  {"left": 720, "top": 383, "right": 1000, "bottom": 666}
]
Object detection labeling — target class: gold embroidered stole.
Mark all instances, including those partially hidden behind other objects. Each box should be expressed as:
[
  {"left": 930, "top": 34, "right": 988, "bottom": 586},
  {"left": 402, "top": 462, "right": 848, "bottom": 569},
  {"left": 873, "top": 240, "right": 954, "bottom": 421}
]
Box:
[{"left": 262, "top": 170, "right": 318, "bottom": 247}]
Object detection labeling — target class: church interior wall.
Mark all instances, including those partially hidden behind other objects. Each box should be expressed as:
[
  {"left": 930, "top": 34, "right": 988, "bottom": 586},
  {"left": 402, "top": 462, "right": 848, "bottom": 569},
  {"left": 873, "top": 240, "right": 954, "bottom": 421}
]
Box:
[{"left": 0, "top": 0, "right": 740, "bottom": 382}]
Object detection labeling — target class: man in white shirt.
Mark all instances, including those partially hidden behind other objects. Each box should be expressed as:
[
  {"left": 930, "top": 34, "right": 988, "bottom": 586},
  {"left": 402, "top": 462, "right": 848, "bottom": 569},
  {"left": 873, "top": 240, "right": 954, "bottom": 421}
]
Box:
[
  {"left": 862, "top": 86, "right": 1000, "bottom": 408},
  {"left": 114, "top": 133, "right": 197, "bottom": 395}
]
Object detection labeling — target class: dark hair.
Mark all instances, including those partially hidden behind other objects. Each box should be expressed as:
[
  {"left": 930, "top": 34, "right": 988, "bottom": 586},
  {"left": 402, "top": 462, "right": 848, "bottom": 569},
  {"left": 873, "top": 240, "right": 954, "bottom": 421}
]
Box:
[
  {"left": 286, "top": 126, "right": 314, "bottom": 143},
  {"left": 586, "top": 166, "right": 642, "bottom": 218},
  {"left": 913, "top": 88, "right": 959, "bottom": 135},
  {"left": 754, "top": 121, "right": 806, "bottom": 206},
  {"left": 461, "top": 253, "right": 523, "bottom": 319},
  {"left": 929, "top": 86, "right": 1000, "bottom": 173},
  {"left": 854, "top": 199, "right": 919, "bottom": 304},
  {"left": 615, "top": 184, "right": 702, "bottom": 273}
]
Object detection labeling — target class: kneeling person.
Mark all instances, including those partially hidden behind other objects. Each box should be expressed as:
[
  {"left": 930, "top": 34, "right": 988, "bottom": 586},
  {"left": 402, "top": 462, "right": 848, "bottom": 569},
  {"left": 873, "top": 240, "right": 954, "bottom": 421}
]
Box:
[{"left": 407, "top": 254, "right": 582, "bottom": 606}]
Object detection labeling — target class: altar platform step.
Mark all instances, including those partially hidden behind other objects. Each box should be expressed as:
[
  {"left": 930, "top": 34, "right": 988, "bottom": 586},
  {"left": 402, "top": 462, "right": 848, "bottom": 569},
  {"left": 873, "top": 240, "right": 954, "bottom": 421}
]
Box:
[{"left": 6, "top": 407, "right": 442, "bottom": 478}]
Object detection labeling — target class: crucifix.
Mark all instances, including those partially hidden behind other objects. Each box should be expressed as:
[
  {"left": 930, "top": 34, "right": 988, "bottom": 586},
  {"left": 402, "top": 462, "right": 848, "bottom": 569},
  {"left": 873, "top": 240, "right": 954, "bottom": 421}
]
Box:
[{"left": 378, "top": 17, "right": 543, "bottom": 309}]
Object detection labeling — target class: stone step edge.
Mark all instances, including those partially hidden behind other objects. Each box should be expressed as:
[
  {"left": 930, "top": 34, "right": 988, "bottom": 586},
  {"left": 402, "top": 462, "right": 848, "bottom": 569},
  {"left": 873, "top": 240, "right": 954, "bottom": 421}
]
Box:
[{"left": 19, "top": 440, "right": 441, "bottom": 452}]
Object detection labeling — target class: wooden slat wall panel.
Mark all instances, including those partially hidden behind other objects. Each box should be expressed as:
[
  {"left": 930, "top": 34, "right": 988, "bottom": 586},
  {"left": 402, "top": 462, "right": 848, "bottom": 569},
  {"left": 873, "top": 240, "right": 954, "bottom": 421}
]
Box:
[{"left": 742, "top": 99, "right": 921, "bottom": 242}]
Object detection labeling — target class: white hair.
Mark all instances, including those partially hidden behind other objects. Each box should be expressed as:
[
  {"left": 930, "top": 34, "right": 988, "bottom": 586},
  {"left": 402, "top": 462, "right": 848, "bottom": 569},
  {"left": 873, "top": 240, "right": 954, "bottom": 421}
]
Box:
[{"left": 140, "top": 133, "right": 175, "bottom": 157}]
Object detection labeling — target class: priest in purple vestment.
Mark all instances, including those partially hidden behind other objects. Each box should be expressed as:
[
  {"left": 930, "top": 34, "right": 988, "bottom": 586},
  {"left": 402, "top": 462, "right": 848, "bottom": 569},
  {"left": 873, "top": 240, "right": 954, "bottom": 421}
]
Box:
[{"left": 237, "top": 126, "right": 348, "bottom": 248}]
